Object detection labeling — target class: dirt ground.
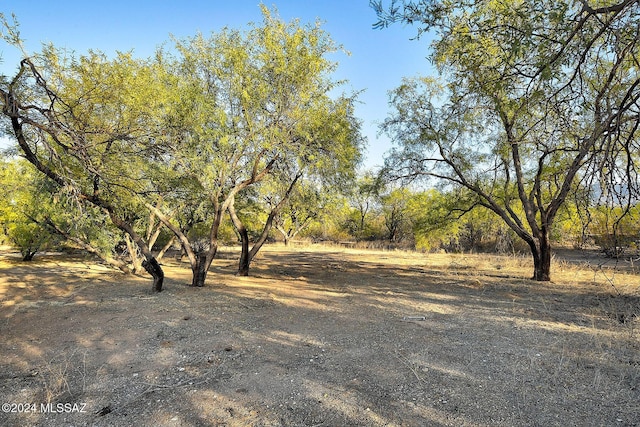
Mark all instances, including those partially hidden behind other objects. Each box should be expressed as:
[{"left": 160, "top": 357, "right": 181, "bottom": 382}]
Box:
[{"left": 0, "top": 244, "right": 639, "bottom": 427}]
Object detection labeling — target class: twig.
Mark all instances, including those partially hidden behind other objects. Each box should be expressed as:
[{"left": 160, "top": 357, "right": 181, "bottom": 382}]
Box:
[
  {"left": 392, "top": 352, "right": 423, "bottom": 382},
  {"left": 108, "top": 362, "right": 224, "bottom": 415},
  {"left": 593, "top": 265, "right": 621, "bottom": 296}
]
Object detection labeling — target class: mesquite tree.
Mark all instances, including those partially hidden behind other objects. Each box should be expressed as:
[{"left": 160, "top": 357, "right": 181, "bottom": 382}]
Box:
[
  {"left": 0, "top": 158, "right": 58, "bottom": 260},
  {"left": 374, "top": 0, "right": 640, "bottom": 281},
  {"left": 1, "top": 7, "right": 363, "bottom": 289},
  {"left": 0, "top": 40, "right": 172, "bottom": 291},
  {"left": 148, "top": 7, "right": 363, "bottom": 285}
]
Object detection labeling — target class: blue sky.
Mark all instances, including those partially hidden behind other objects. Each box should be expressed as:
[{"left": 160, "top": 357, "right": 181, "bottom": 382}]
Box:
[{"left": 0, "top": 0, "right": 434, "bottom": 169}]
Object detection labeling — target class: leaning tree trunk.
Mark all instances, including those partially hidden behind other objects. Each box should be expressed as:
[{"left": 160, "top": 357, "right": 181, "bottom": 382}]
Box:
[
  {"left": 235, "top": 207, "right": 284, "bottom": 276},
  {"left": 108, "top": 213, "right": 164, "bottom": 292},
  {"left": 156, "top": 235, "right": 176, "bottom": 262},
  {"left": 42, "top": 217, "right": 132, "bottom": 274},
  {"left": 229, "top": 173, "right": 302, "bottom": 276},
  {"left": 124, "top": 234, "right": 144, "bottom": 273},
  {"left": 191, "top": 253, "right": 209, "bottom": 287},
  {"left": 228, "top": 199, "right": 274, "bottom": 276},
  {"left": 189, "top": 214, "right": 222, "bottom": 287},
  {"left": 142, "top": 257, "right": 164, "bottom": 292},
  {"left": 8, "top": 80, "right": 164, "bottom": 292}
]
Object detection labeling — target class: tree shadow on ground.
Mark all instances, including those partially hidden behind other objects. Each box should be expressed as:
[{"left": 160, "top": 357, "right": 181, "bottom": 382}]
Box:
[{"left": 0, "top": 247, "right": 638, "bottom": 426}]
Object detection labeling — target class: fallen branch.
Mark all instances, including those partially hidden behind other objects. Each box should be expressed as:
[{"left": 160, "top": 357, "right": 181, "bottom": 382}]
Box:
[{"left": 392, "top": 351, "right": 423, "bottom": 382}]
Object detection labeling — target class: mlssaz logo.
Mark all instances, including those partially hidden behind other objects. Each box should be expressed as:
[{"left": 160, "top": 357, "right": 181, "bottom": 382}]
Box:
[{"left": 40, "top": 403, "right": 87, "bottom": 413}]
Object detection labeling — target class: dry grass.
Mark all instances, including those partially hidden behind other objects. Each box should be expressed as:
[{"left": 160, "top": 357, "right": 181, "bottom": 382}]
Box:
[
  {"left": 38, "top": 349, "right": 89, "bottom": 404},
  {"left": 0, "top": 244, "right": 638, "bottom": 426}
]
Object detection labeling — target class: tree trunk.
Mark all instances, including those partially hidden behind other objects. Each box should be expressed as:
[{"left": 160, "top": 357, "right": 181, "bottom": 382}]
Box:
[
  {"left": 142, "top": 256, "right": 164, "bottom": 292},
  {"left": 191, "top": 254, "right": 208, "bottom": 287},
  {"left": 230, "top": 206, "right": 251, "bottom": 276},
  {"left": 108, "top": 212, "right": 164, "bottom": 292},
  {"left": 276, "top": 217, "right": 311, "bottom": 247},
  {"left": 238, "top": 244, "right": 250, "bottom": 276},
  {"left": 228, "top": 201, "right": 278, "bottom": 276},
  {"left": 191, "top": 251, "right": 215, "bottom": 287},
  {"left": 189, "top": 205, "right": 226, "bottom": 287},
  {"left": 124, "top": 234, "right": 144, "bottom": 273},
  {"left": 275, "top": 224, "right": 291, "bottom": 246},
  {"left": 43, "top": 217, "right": 132, "bottom": 274},
  {"left": 231, "top": 172, "right": 302, "bottom": 276},
  {"left": 529, "top": 234, "right": 552, "bottom": 282},
  {"left": 143, "top": 201, "right": 208, "bottom": 286},
  {"left": 156, "top": 235, "right": 176, "bottom": 262},
  {"left": 7, "top": 92, "right": 162, "bottom": 288}
]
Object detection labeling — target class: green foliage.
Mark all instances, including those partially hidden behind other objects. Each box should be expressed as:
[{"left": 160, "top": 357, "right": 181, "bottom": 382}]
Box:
[
  {"left": 380, "top": 187, "right": 412, "bottom": 242},
  {"left": 340, "top": 172, "right": 382, "bottom": 240},
  {"left": 407, "top": 189, "right": 461, "bottom": 251},
  {"left": 1, "top": 5, "right": 365, "bottom": 285},
  {"left": 153, "top": 6, "right": 364, "bottom": 278},
  {"left": 168, "top": 5, "right": 362, "bottom": 191},
  {"left": 589, "top": 205, "right": 640, "bottom": 257},
  {"left": 406, "top": 188, "right": 532, "bottom": 253},
  {"left": 376, "top": 0, "right": 640, "bottom": 280},
  {"left": 0, "top": 158, "right": 58, "bottom": 260},
  {"left": 0, "top": 156, "right": 127, "bottom": 264},
  {"left": 302, "top": 196, "right": 353, "bottom": 242}
]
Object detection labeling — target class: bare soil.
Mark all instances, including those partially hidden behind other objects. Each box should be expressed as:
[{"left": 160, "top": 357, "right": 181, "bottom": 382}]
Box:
[{"left": 0, "top": 245, "right": 639, "bottom": 427}]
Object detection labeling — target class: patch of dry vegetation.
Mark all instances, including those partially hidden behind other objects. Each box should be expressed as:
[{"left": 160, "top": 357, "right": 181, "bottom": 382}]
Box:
[{"left": 0, "top": 245, "right": 638, "bottom": 426}]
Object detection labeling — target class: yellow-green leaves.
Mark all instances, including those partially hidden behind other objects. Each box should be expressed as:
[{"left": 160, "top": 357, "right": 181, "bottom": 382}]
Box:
[{"left": 170, "top": 5, "right": 361, "bottom": 195}]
